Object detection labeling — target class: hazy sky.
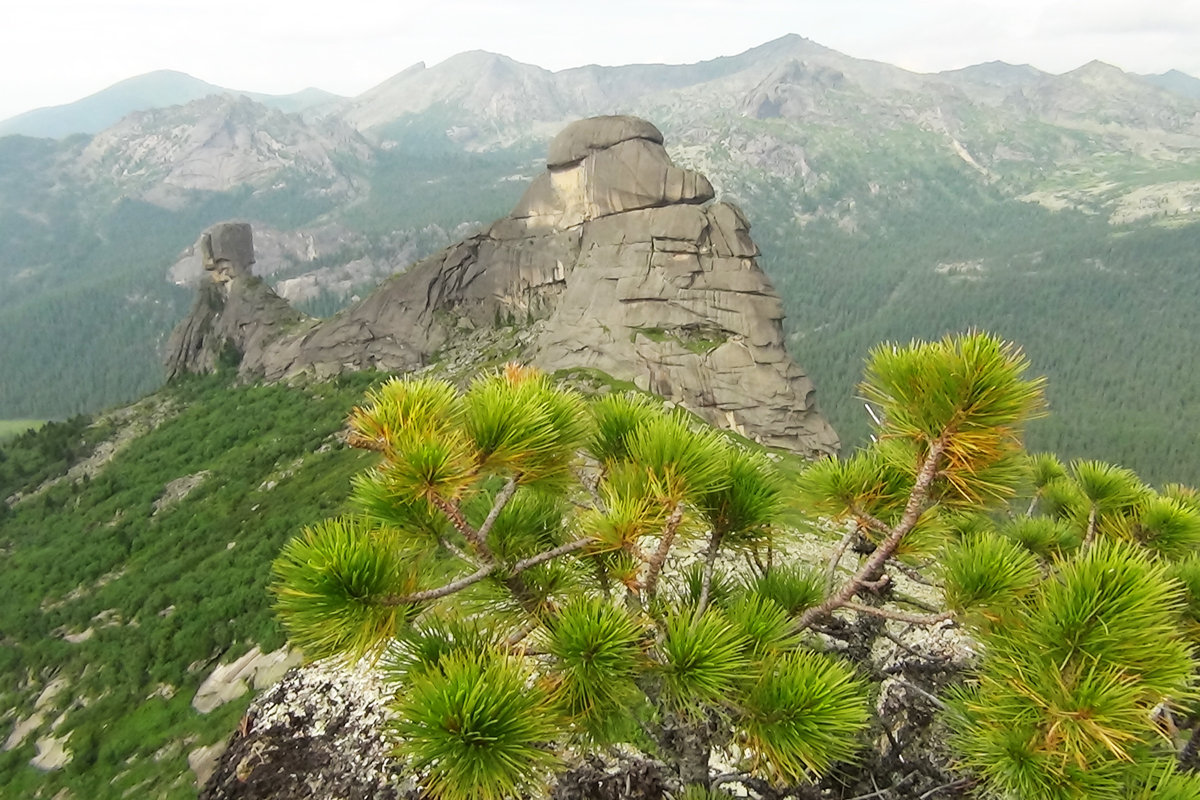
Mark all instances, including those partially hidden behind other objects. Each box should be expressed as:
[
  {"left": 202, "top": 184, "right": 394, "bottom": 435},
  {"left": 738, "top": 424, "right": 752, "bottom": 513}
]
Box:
[{"left": 3, "top": 0, "right": 1199, "bottom": 121}]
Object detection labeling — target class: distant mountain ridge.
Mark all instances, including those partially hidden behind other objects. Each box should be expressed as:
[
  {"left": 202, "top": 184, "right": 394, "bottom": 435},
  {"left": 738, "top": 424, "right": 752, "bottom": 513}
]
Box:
[
  {"left": 0, "top": 69, "right": 342, "bottom": 139},
  {"left": 1140, "top": 68, "right": 1200, "bottom": 99},
  {"left": 2, "top": 34, "right": 1200, "bottom": 485},
  {"left": 6, "top": 39, "right": 1199, "bottom": 142}
]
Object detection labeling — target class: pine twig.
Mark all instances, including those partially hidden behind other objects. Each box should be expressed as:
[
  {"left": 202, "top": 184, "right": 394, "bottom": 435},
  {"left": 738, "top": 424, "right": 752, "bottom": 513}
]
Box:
[
  {"left": 825, "top": 525, "right": 858, "bottom": 592},
  {"left": 843, "top": 602, "right": 954, "bottom": 626},
  {"left": 1082, "top": 505, "right": 1099, "bottom": 549},
  {"left": 438, "top": 537, "right": 476, "bottom": 567},
  {"left": 642, "top": 502, "right": 685, "bottom": 599},
  {"left": 694, "top": 529, "right": 724, "bottom": 618},
  {"left": 378, "top": 563, "right": 497, "bottom": 605},
  {"left": 380, "top": 536, "right": 593, "bottom": 607},
  {"left": 477, "top": 476, "right": 520, "bottom": 539},
  {"left": 512, "top": 537, "right": 593, "bottom": 572},
  {"left": 429, "top": 493, "right": 495, "bottom": 561},
  {"left": 889, "top": 559, "right": 940, "bottom": 587},
  {"left": 797, "top": 441, "right": 945, "bottom": 630}
]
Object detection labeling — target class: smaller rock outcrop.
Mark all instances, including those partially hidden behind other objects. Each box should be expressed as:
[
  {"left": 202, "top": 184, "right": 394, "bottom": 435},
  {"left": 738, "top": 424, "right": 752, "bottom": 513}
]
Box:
[
  {"left": 192, "top": 646, "right": 302, "bottom": 714},
  {"left": 164, "top": 223, "right": 312, "bottom": 381},
  {"left": 165, "top": 116, "right": 839, "bottom": 456},
  {"left": 199, "top": 660, "right": 403, "bottom": 800}
]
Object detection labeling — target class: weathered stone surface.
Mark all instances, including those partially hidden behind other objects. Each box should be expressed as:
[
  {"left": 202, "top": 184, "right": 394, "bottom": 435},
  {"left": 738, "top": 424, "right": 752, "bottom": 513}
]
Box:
[
  {"left": 165, "top": 117, "right": 838, "bottom": 456},
  {"left": 188, "top": 742, "right": 228, "bottom": 788},
  {"left": 30, "top": 734, "right": 70, "bottom": 771},
  {"left": 203, "top": 222, "right": 256, "bottom": 282},
  {"left": 546, "top": 115, "right": 664, "bottom": 168},
  {"left": 514, "top": 136, "right": 714, "bottom": 228},
  {"left": 200, "top": 660, "right": 405, "bottom": 800}
]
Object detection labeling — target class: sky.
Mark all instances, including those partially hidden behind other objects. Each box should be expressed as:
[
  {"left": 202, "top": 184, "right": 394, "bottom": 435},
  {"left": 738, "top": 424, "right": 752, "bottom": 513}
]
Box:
[{"left": 2, "top": 0, "right": 1199, "bottom": 122}]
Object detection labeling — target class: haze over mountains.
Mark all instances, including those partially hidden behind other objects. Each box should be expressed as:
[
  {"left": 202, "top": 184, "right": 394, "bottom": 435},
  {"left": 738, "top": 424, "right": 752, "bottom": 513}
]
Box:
[
  {"left": 0, "top": 71, "right": 341, "bottom": 139},
  {"left": 2, "top": 34, "right": 1200, "bottom": 481}
]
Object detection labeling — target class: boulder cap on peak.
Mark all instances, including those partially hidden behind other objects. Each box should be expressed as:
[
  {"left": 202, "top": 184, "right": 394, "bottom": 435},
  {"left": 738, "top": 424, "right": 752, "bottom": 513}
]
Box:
[
  {"left": 201, "top": 222, "right": 255, "bottom": 279},
  {"left": 515, "top": 115, "right": 713, "bottom": 227},
  {"left": 546, "top": 115, "right": 665, "bottom": 168}
]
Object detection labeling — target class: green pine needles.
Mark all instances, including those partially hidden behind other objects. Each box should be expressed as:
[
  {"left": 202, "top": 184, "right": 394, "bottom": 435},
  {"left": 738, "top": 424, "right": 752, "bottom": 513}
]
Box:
[
  {"left": 947, "top": 543, "right": 1195, "bottom": 799},
  {"left": 271, "top": 332, "right": 1200, "bottom": 799},
  {"left": 272, "top": 362, "right": 872, "bottom": 798}
]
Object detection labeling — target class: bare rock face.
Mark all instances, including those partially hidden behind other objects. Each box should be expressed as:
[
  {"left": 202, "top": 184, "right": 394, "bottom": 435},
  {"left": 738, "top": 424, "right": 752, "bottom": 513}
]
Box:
[{"left": 165, "top": 116, "right": 838, "bottom": 456}]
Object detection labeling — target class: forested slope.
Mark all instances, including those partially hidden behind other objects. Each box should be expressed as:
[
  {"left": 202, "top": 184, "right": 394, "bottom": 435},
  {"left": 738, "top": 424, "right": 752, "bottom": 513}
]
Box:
[{"left": 0, "top": 371, "right": 381, "bottom": 799}]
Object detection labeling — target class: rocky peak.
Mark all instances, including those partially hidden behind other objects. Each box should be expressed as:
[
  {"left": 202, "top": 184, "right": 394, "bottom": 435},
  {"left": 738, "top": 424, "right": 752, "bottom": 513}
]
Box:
[
  {"left": 164, "top": 116, "right": 839, "bottom": 456},
  {"left": 78, "top": 94, "right": 371, "bottom": 206},
  {"left": 164, "top": 223, "right": 311, "bottom": 381}
]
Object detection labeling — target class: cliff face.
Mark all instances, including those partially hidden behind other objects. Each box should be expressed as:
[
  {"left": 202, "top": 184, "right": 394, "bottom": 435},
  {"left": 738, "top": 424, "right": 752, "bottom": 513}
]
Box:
[{"left": 165, "top": 115, "right": 838, "bottom": 456}]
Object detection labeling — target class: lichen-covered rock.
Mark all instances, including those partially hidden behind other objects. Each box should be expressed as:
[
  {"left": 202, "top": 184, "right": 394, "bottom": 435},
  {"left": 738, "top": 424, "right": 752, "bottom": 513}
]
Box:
[
  {"left": 165, "top": 116, "right": 838, "bottom": 456},
  {"left": 199, "top": 660, "right": 405, "bottom": 800}
]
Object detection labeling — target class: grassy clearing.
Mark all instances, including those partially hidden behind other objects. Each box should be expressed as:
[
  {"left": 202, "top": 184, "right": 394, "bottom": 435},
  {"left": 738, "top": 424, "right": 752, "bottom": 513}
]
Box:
[{"left": 0, "top": 419, "right": 43, "bottom": 441}]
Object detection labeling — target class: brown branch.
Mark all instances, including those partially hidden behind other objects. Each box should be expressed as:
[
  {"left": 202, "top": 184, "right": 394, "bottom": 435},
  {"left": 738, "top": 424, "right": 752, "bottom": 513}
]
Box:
[
  {"left": 1025, "top": 490, "right": 1041, "bottom": 518},
  {"left": 574, "top": 465, "right": 607, "bottom": 513},
  {"left": 797, "top": 440, "right": 945, "bottom": 630},
  {"left": 694, "top": 529, "right": 724, "bottom": 618},
  {"left": 889, "top": 558, "right": 940, "bottom": 587},
  {"left": 512, "top": 537, "right": 593, "bottom": 573},
  {"left": 641, "top": 502, "right": 685, "bottom": 600},
  {"left": 377, "top": 563, "right": 498, "bottom": 605},
  {"left": 505, "top": 618, "right": 541, "bottom": 648},
  {"left": 438, "top": 537, "right": 476, "bottom": 567},
  {"left": 478, "top": 476, "right": 520, "bottom": 540},
  {"left": 377, "top": 536, "right": 594, "bottom": 608},
  {"left": 860, "top": 574, "right": 891, "bottom": 592},
  {"left": 856, "top": 510, "right": 892, "bottom": 535},
  {"left": 825, "top": 525, "right": 858, "bottom": 592},
  {"left": 429, "top": 493, "right": 494, "bottom": 561},
  {"left": 843, "top": 602, "right": 954, "bottom": 626},
  {"left": 1082, "top": 505, "right": 1099, "bottom": 549}
]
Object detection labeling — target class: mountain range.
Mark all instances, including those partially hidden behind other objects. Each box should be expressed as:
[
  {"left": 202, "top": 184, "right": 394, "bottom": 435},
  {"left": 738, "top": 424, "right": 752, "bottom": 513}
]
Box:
[{"left": 2, "top": 34, "right": 1200, "bottom": 482}]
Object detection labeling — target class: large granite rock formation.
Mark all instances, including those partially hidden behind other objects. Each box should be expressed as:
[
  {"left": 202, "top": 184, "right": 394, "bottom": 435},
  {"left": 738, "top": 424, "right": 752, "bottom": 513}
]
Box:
[{"left": 164, "top": 116, "right": 838, "bottom": 456}]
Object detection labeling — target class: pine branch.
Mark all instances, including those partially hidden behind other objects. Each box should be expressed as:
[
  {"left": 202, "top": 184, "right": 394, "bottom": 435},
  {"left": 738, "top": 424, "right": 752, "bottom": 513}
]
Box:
[
  {"left": 512, "top": 537, "right": 592, "bottom": 572},
  {"left": 478, "top": 476, "right": 520, "bottom": 540},
  {"left": 378, "top": 537, "right": 593, "bottom": 607},
  {"left": 377, "top": 563, "right": 498, "bottom": 605},
  {"left": 429, "top": 492, "right": 495, "bottom": 562},
  {"left": 438, "top": 537, "right": 477, "bottom": 567},
  {"left": 797, "top": 441, "right": 945, "bottom": 630},
  {"left": 843, "top": 602, "right": 954, "bottom": 626},
  {"left": 825, "top": 525, "right": 858, "bottom": 592},
  {"left": 694, "top": 529, "right": 724, "bottom": 618},
  {"left": 889, "top": 559, "right": 940, "bottom": 587},
  {"left": 641, "top": 502, "right": 685, "bottom": 599},
  {"left": 1082, "top": 504, "right": 1099, "bottom": 549}
]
